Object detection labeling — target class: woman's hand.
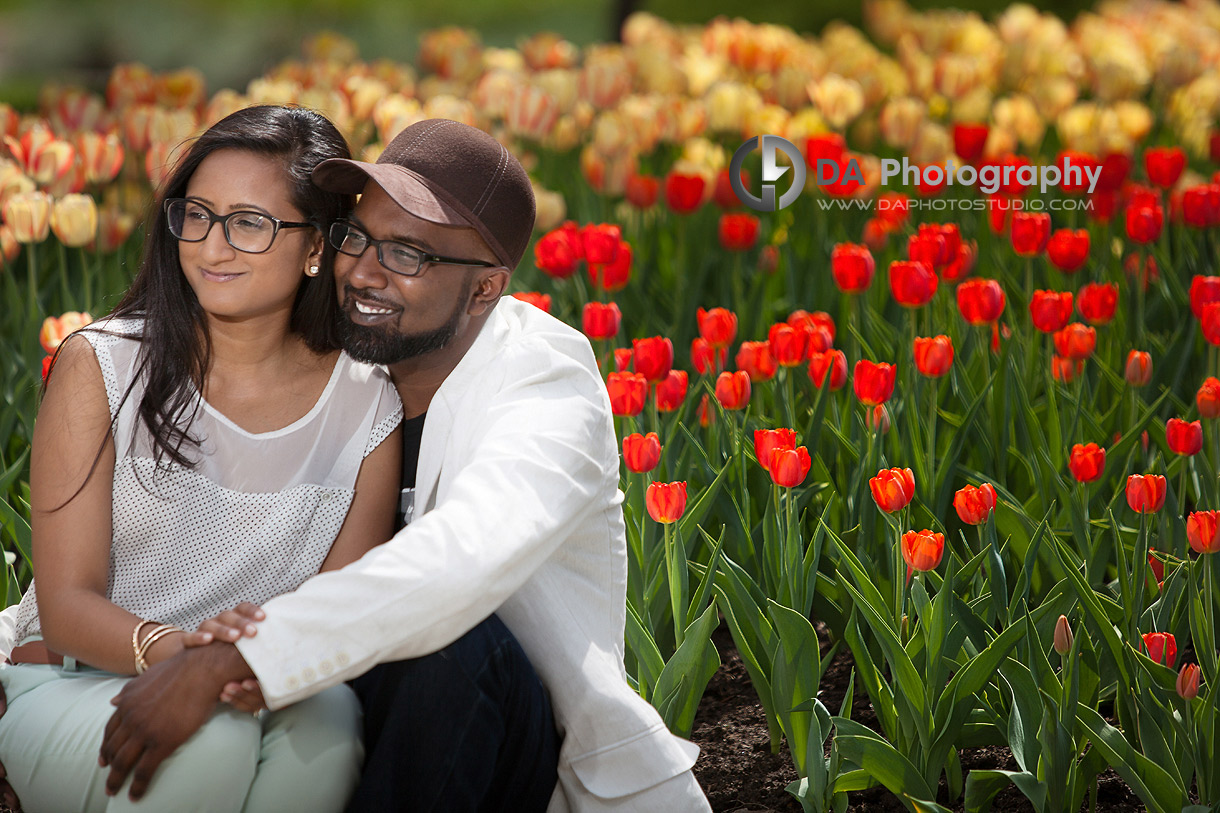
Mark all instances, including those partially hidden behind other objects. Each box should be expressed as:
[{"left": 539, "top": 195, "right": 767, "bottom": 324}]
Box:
[
  {"left": 220, "top": 679, "right": 267, "bottom": 715},
  {"left": 192, "top": 602, "right": 265, "bottom": 645}
]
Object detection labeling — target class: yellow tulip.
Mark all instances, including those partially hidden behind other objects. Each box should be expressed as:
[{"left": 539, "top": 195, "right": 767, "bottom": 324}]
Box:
[
  {"left": 51, "top": 194, "right": 98, "bottom": 247},
  {"left": 2, "top": 191, "right": 53, "bottom": 243}
]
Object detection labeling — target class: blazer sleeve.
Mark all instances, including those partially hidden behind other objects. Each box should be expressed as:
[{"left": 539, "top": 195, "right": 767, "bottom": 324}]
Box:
[{"left": 237, "top": 339, "right": 615, "bottom": 710}]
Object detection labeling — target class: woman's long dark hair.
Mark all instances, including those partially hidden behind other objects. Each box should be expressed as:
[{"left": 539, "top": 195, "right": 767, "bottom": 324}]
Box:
[{"left": 107, "top": 104, "right": 354, "bottom": 471}]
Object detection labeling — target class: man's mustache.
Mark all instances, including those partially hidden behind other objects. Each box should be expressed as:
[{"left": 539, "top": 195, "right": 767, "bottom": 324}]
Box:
[{"left": 342, "top": 285, "right": 399, "bottom": 311}]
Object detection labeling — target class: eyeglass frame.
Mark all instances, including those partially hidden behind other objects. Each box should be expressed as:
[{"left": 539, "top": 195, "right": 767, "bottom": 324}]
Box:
[
  {"left": 163, "top": 198, "right": 316, "bottom": 254},
  {"left": 329, "top": 219, "right": 500, "bottom": 277}
]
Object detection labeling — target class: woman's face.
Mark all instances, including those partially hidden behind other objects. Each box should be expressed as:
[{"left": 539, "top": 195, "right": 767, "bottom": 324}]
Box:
[{"left": 177, "top": 148, "right": 322, "bottom": 323}]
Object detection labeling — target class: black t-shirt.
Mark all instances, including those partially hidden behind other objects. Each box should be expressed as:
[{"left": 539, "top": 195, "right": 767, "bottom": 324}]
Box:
[{"left": 397, "top": 411, "right": 426, "bottom": 529}]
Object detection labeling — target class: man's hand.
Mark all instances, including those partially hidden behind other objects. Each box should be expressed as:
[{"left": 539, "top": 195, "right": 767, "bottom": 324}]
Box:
[{"left": 98, "top": 643, "right": 252, "bottom": 801}]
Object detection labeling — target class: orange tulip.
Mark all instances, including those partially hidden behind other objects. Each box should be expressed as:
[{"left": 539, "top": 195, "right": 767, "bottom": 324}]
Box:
[
  {"left": 1187, "top": 510, "right": 1220, "bottom": 554},
  {"left": 1053, "top": 615, "right": 1073, "bottom": 655},
  {"left": 870, "top": 467, "right": 914, "bottom": 513},
  {"left": 901, "top": 529, "right": 945, "bottom": 581},
  {"left": 39, "top": 311, "right": 94, "bottom": 354},
  {"left": 645, "top": 481, "right": 687, "bottom": 523},
  {"left": 754, "top": 428, "right": 796, "bottom": 472},
  {"left": 714, "top": 371, "right": 751, "bottom": 410},
  {"left": 1177, "top": 663, "right": 1201, "bottom": 700},
  {"left": 1198, "top": 377, "right": 1220, "bottom": 419},
  {"left": 1124, "top": 350, "right": 1151, "bottom": 387},
  {"left": 1126, "top": 474, "right": 1167, "bottom": 514},
  {"left": 769, "top": 447, "right": 811, "bottom": 487},
  {"left": 953, "top": 483, "right": 997, "bottom": 525},
  {"left": 622, "top": 432, "right": 661, "bottom": 473},
  {"left": 511, "top": 292, "right": 552, "bottom": 313}
]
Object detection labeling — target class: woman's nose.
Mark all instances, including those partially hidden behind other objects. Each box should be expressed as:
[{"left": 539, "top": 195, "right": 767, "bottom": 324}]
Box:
[{"left": 198, "top": 220, "right": 237, "bottom": 263}]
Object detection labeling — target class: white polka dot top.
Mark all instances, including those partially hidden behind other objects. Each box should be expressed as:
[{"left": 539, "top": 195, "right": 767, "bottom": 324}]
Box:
[{"left": 10, "top": 317, "right": 403, "bottom": 641}]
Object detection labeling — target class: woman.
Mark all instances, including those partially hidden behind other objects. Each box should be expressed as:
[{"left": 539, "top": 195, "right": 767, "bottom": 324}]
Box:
[{"left": 0, "top": 105, "right": 402, "bottom": 811}]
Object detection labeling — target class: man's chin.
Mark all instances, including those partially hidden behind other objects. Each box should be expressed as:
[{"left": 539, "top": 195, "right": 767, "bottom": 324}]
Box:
[{"left": 338, "top": 318, "right": 455, "bottom": 365}]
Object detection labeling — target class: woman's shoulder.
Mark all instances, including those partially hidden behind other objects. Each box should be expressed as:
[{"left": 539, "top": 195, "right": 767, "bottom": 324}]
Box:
[{"left": 74, "top": 315, "right": 144, "bottom": 352}]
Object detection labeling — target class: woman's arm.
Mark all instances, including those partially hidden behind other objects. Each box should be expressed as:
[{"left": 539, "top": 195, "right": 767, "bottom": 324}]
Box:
[
  {"left": 31, "top": 335, "right": 194, "bottom": 672},
  {"left": 317, "top": 424, "right": 401, "bottom": 572}
]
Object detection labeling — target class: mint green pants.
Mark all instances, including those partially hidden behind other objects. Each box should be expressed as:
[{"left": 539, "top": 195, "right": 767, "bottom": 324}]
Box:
[{"left": 0, "top": 658, "right": 363, "bottom": 812}]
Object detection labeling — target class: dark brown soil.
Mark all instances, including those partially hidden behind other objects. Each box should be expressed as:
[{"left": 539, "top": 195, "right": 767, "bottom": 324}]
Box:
[{"left": 689, "top": 621, "right": 1147, "bottom": 813}]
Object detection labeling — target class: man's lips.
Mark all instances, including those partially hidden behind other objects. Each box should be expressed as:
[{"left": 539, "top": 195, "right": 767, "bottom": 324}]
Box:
[{"left": 345, "top": 290, "right": 401, "bottom": 322}]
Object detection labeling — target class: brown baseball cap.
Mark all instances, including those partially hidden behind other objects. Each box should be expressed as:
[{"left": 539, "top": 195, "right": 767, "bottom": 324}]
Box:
[{"left": 312, "top": 118, "right": 535, "bottom": 269}]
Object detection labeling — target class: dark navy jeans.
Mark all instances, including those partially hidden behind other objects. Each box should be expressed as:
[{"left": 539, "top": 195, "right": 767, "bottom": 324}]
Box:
[{"left": 345, "top": 614, "right": 560, "bottom": 812}]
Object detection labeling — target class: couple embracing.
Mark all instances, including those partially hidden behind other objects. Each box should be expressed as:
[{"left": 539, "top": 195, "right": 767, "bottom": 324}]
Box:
[{"left": 0, "top": 105, "right": 710, "bottom": 812}]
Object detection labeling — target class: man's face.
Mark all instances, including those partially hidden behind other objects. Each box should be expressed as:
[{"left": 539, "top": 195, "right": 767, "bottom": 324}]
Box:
[{"left": 335, "top": 183, "right": 497, "bottom": 366}]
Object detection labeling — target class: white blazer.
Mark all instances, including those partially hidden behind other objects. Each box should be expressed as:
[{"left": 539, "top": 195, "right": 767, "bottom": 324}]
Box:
[{"left": 237, "top": 296, "right": 709, "bottom": 811}]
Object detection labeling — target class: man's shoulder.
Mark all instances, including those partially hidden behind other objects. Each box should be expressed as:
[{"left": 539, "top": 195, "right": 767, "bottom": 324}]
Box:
[{"left": 494, "top": 297, "right": 597, "bottom": 368}]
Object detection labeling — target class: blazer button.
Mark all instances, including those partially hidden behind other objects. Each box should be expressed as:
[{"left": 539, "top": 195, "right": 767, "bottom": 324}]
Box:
[
  {"left": 303, "top": 667, "right": 317, "bottom": 681},
  {"left": 319, "top": 659, "right": 334, "bottom": 675},
  {"left": 286, "top": 676, "right": 300, "bottom": 690},
  {"left": 336, "top": 651, "right": 350, "bottom": 666}
]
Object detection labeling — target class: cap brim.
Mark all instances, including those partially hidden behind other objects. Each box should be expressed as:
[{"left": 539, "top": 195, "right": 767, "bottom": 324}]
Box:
[{"left": 313, "top": 158, "right": 469, "bottom": 227}]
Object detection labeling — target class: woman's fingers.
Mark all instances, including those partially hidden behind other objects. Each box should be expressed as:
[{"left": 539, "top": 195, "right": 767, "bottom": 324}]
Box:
[
  {"left": 232, "top": 602, "right": 265, "bottom": 622},
  {"left": 196, "top": 610, "right": 258, "bottom": 642},
  {"left": 180, "top": 630, "right": 214, "bottom": 648}
]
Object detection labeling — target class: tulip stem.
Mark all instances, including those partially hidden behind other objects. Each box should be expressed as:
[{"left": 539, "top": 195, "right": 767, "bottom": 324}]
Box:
[
  {"left": 79, "top": 247, "right": 91, "bottom": 313},
  {"left": 927, "top": 381, "right": 938, "bottom": 496},
  {"left": 1135, "top": 250, "right": 1146, "bottom": 349},
  {"left": 1132, "top": 512, "right": 1150, "bottom": 640},
  {"left": 663, "top": 522, "right": 682, "bottom": 650},
  {"left": 1179, "top": 460, "right": 1190, "bottom": 525},
  {"left": 57, "top": 241, "right": 70, "bottom": 311},
  {"left": 26, "top": 243, "right": 37, "bottom": 327}
]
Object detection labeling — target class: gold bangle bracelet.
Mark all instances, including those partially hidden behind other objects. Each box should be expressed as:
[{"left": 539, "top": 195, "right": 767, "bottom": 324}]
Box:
[
  {"left": 135, "top": 624, "right": 182, "bottom": 673},
  {"left": 132, "top": 619, "right": 155, "bottom": 674}
]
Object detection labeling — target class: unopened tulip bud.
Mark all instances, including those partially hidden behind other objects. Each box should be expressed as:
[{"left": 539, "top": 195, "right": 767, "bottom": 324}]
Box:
[
  {"left": 1176, "top": 663, "right": 1200, "bottom": 700},
  {"left": 1054, "top": 614, "right": 1073, "bottom": 655}
]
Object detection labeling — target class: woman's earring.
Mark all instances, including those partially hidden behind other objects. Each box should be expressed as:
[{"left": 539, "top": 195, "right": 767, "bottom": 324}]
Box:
[{"left": 306, "top": 265, "right": 320, "bottom": 277}]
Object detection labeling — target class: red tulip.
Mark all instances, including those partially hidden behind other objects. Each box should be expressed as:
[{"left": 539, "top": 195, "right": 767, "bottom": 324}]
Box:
[
  {"left": 853, "top": 360, "right": 895, "bottom": 406},
  {"left": 769, "top": 447, "right": 811, "bottom": 487},
  {"left": 808, "top": 349, "right": 847, "bottom": 390},
  {"left": 718, "top": 213, "right": 760, "bottom": 251},
  {"left": 908, "top": 223, "right": 960, "bottom": 272},
  {"left": 664, "top": 171, "right": 705, "bottom": 214},
  {"left": 956, "top": 278, "right": 1005, "bottom": 324},
  {"left": 758, "top": 245, "right": 780, "bottom": 274},
  {"left": 534, "top": 226, "right": 580, "bottom": 278},
  {"left": 953, "top": 122, "right": 988, "bottom": 163},
  {"left": 646, "top": 481, "right": 688, "bottom": 523},
  {"left": 1052, "top": 355, "right": 1083, "bottom": 383},
  {"left": 1046, "top": 229, "right": 1090, "bottom": 273},
  {"left": 788, "top": 310, "right": 835, "bottom": 351},
  {"left": 632, "top": 336, "right": 673, "bottom": 382},
  {"left": 588, "top": 240, "right": 632, "bottom": 292},
  {"left": 867, "top": 404, "right": 891, "bottom": 434},
  {"left": 1125, "top": 199, "right": 1163, "bottom": 244},
  {"left": 625, "top": 173, "right": 659, "bottom": 209},
  {"left": 1193, "top": 276, "right": 1220, "bottom": 320},
  {"left": 697, "top": 306, "right": 737, "bottom": 348},
  {"left": 1078, "top": 282, "right": 1117, "bottom": 325},
  {"left": 714, "top": 370, "right": 750, "bottom": 410},
  {"left": 941, "top": 239, "right": 978, "bottom": 283},
  {"left": 690, "top": 338, "right": 728, "bottom": 376},
  {"left": 1144, "top": 146, "right": 1186, "bottom": 188},
  {"left": 655, "top": 370, "right": 688, "bottom": 412},
  {"left": 1058, "top": 151, "right": 1100, "bottom": 195},
  {"left": 697, "top": 394, "right": 712, "bottom": 427},
  {"left": 1124, "top": 350, "right": 1152, "bottom": 387},
  {"left": 580, "top": 223, "right": 621, "bottom": 264},
  {"left": 875, "top": 191, "right": 910, "bottom": 231},
  {"left": 1142, "top": 631, "right": 1177, "bottom": 667},
  {"left": 511, "top": 291, "right": 552, "bottom": 312},
  {"left": 607, "top": 372, "right": 648, "bottom": 416},
  {"left": 870, "top": 467, "right": 914, "bottom": 513},
  {"left": 614, "top": 347, "right": 633, "bottom": 372},
  {"left": 1177, "top": 663, "right": 1201, "bottom": 700},
  {"left": 1030, "top": 290, "right": 1073, "bottom": 332},
  {"left": 1197, "top": 377, "right": 1220, "bottom": 418},
  {"left": 713, "top": 168, "right": 749, "bottom": 209},
  {"left": 582, "top": 301, "right": 621, "bottom": 340},
  {"left": 1126, "top": 474, "right": 1167, "bottom": 514},
  {"left": 1148, "top": 549, "right": 1165, "bottom": 588},
  {"left": 1203, "top": 302, "right": 1220, "bottom": 346},
  {"left": 862, "top": 218, "right": 891, "bottom": 252},
  {"left": 1187, "top": 510, "right": 1220, "bottom": 554},
  {"left": 1011, "top": 212, "right": 1051, "bottom": 257},
  {"left": 913, "top": 335, "right": 953, "bottom": 378},
  {"left": 754, "top": 428, "right": 797, "bottom": 472},
  {"left": 622, "top": 432, "right": 661, "bottom": 473},
  {"left": 805, "top": 133, "right": 846, "bottom": 169},
  {"left": 1053, "top": 323, "right": 1096, "bottom": 360},
  {"left": 767, "top": 323, "right": 807, "bottom": 367},
  {"left": 954, "top": 483, "right": 997, "bottom": 525},
  {"left": 1167, "top": 418, "right": 1203, "bottom": 456},
  {"left": 1054, "top": 615, "right": 1074, "bottom": 655},
  {"left": 831, "top": 242, "right": 875, "bottom": 294},
  {"left": 736, "top": 341, "right": 777, "bottom": 382},
  {"left": 889, "top": 260, "right": 937, "bottom": 308},
  {"left": 901, "top": 530, "right": 945, "bottom": 581},
  {"left": 1069, "top": 443, "right": 1105, "bottom": 482}
]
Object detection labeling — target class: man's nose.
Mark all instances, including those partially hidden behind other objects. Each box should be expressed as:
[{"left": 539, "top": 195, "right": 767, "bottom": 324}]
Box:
[{"left": 341, "top": 247, "right": 390, "bottom": 290}]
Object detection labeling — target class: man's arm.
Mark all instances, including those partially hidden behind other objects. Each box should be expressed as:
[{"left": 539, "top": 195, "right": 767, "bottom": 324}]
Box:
[{"left": 239, "top": 342, "right": 613, "bottom": 709}]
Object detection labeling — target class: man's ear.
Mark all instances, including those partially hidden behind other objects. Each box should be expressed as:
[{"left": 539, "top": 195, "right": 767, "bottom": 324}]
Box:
[{"left": 468, "top": 268, "right": 511, "bottom": 315}]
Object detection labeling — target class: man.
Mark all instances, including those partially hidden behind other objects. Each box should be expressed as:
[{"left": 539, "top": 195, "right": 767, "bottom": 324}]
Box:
[{"left": 95, "top": 119, "right": 711, "bottom": 811}]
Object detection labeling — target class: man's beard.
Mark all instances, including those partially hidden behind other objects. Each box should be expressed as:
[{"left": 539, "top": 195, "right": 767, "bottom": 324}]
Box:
[{"left": 338, "top": 282, "right": 469, "bottom": 365}]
